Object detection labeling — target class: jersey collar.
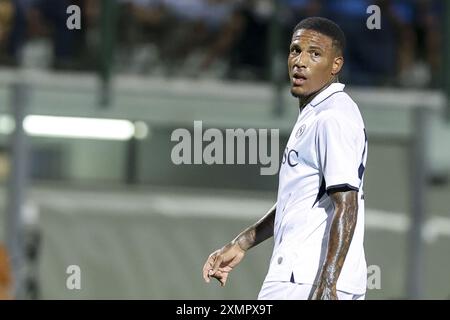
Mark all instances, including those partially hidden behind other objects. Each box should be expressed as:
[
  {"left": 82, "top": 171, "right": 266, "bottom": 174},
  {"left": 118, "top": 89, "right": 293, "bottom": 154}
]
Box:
[{"left": 309, "top": 82, "right": 345, "bottom": 107}]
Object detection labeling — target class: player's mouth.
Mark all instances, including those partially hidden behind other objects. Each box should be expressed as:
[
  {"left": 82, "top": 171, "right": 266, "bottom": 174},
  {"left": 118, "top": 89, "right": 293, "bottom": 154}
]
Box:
[{"left": 292, "top": 72, "right": 307, "bottom": 86}]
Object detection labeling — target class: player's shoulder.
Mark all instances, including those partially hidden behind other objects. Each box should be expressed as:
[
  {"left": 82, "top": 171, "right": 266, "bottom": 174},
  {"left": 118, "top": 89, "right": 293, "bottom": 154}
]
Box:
[
  {"left": 319, "top": 89, "right": 358, "bottom": 111},
  {"left": 335, "top": 90, "right": 359, "bottom": 108},
  {"left": 315, "top": 90, "right": 362, "bottom": 124}
]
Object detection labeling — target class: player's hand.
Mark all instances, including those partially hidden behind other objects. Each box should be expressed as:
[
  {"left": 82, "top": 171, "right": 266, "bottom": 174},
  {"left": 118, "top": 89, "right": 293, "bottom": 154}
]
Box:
[{"left": 202, "top": 242, "right": 246, "bottom": 287}]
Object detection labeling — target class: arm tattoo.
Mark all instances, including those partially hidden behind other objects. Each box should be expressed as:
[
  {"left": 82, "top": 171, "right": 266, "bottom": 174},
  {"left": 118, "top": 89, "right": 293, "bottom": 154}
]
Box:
[
  {"left": 317, "top": 190, "right": 358, "bottom": 288},
  {"left": 234, "top": 203, "right": 276, "bottom": 251}
]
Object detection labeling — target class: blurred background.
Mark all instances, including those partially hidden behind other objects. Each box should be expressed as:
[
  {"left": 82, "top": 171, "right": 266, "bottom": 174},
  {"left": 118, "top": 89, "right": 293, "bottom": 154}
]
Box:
[{"left": 0, "top": 0, "right": 449, "bottom": 299}]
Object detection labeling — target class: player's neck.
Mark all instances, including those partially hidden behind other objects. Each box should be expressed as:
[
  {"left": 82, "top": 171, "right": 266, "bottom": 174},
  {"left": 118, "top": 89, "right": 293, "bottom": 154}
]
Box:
[{"left": 298, "top": 76, "right": 338, "bottom": 112}]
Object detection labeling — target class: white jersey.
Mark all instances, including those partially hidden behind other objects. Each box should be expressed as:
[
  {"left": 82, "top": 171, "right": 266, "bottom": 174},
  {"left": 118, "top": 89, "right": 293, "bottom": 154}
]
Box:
[{"left": 264, "top": 82, "right": 368, "bottom": 294}]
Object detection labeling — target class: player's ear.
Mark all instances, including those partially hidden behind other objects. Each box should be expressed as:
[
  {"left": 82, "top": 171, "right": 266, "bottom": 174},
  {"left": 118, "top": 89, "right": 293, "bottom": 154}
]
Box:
[{"left": 331, "top": 56, "right": 343, "bottom": 76}]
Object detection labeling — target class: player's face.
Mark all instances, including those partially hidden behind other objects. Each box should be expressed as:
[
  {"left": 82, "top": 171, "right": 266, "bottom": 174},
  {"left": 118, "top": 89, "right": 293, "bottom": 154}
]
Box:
[{"left": 288, "top": 29, "right": 342, "bottom": 98}]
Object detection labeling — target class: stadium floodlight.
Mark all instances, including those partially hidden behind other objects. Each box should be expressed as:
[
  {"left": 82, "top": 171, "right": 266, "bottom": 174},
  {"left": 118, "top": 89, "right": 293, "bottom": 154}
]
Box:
[{"left": 23, "top": 115, "right": 136, "bottom": 141}]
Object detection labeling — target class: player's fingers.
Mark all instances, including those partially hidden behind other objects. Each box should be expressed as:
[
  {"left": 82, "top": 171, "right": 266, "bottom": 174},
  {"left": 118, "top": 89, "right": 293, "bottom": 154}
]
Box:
[
  {"left": 202, "top": 254, "right": 216, "bottom": 283},
  {"left": 202, "top": 262, "right": 210, "bottom": 282},
  {"left": 210, "top": 255, "right": 223, "bottom": 276},
  {"left": 210, "top": 270, "right": 226, "bottom": 286},
  {"left": 203, "top": 266, "right": 211, "bottom": 283},
  {"left": 219, "top": 273, "right": 229, "bottom": 287}
]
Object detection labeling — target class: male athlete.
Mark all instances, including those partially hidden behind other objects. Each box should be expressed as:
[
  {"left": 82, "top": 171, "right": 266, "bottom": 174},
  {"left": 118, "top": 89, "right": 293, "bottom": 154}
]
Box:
[{"left": 202, "top": 17, "right": 368, "bottom": 300}]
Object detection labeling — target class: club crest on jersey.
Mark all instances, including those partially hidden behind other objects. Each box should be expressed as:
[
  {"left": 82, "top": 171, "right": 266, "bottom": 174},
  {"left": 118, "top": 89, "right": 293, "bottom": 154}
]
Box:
[{"left": 295, "top": 124, "right": 306, "bottom": 139}]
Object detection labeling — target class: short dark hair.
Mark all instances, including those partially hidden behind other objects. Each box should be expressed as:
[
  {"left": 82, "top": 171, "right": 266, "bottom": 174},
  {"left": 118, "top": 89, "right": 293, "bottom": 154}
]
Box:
[{"left": 293, "top": 17, "right": 346, "bottom": 55}]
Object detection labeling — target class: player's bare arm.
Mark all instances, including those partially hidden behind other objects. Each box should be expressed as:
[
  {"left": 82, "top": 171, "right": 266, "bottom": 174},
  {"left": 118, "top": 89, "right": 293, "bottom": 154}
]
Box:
[
  {"left": 312, "top": 189, "right": 358, "bottom": 300},
  {"left": 202, "top": 202, "right": 276, "bottom": 286}
]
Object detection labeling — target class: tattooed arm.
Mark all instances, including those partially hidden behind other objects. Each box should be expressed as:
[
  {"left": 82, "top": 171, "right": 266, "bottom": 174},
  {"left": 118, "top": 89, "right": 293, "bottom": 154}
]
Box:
[{"left": 312, "top": 189, "right": 358, "bottom": 300}]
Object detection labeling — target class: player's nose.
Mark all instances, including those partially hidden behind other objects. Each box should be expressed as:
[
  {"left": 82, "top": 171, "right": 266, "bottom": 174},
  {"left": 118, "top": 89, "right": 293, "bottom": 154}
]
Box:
[{"left": 293, "top": 52, "right": 308, "bottom": 69}]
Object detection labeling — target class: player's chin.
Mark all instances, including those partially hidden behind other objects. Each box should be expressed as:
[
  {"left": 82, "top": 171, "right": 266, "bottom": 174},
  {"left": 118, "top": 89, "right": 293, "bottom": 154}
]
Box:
[{"left": 290, "top": 85, "right": 309, "bottom": 98}]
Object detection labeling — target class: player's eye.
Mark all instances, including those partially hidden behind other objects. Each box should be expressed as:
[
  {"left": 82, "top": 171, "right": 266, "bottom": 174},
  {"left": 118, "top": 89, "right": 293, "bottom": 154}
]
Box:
[
  {"left": 311, "top": 51, "right": 320, "bottom": 57},
  {"left": 290, "top": 47, "right": 300, "bottom": 55}
]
